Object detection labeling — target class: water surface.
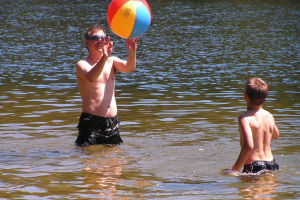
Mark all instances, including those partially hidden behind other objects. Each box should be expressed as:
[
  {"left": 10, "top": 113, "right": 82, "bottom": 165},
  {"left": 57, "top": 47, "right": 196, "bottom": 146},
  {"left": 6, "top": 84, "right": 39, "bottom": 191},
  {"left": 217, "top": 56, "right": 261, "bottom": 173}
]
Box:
[{"left": 1, "top": 0, "right": 300, "bottom": 199}]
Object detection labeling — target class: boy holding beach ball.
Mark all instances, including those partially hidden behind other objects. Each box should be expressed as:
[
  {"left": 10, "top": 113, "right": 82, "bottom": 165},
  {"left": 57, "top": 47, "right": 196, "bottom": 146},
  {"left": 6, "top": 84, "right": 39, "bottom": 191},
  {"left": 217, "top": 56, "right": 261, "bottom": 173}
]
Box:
[
  {"left": 74, "top": 0, "right": 151, "bottom": 146},
  {"left": 74, "top": 25, "right": 138, "bottom": 146}
]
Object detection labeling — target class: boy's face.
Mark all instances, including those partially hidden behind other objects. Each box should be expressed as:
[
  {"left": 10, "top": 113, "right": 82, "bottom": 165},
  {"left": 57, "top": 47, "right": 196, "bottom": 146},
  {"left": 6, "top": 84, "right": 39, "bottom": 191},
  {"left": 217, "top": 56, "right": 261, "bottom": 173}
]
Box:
[{"left": 85, "top": 30, "right": 106, "bottom": 53}]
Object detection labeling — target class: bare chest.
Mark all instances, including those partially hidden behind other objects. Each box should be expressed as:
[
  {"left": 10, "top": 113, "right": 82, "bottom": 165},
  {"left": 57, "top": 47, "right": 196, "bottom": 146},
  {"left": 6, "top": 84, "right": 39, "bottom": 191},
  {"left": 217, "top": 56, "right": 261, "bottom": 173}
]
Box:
[{"left": 95, "top": 64, "right": 115, "bottom": 83}]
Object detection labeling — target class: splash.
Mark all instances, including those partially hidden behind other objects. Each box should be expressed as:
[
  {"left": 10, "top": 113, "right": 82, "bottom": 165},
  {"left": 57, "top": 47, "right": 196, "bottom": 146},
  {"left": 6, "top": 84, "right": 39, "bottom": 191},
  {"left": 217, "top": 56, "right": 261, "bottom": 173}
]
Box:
[{"left": 222, "top": 168, "right": 279, "bottom": 176}]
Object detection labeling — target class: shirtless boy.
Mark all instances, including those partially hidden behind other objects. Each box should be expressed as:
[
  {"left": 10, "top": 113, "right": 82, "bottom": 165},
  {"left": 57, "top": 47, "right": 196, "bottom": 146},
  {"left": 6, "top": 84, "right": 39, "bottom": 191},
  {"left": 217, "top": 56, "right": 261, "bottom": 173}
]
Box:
[
  {"left": 75, "top": 25, "right": 138, "bottom": 146},
  {"left": 229, "top": 77, "right": 280, "bottom": 173}
]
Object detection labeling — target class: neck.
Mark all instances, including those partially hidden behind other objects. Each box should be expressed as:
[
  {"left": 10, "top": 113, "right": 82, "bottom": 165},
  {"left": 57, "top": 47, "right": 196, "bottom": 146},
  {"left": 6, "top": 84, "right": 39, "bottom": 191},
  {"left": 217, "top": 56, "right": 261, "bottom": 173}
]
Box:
[
  {"left": 88, "top": 51, "right": 103, "bottom": 63},
  {"left": 247, "top": 104, "right": 262, "bottom": 111}
]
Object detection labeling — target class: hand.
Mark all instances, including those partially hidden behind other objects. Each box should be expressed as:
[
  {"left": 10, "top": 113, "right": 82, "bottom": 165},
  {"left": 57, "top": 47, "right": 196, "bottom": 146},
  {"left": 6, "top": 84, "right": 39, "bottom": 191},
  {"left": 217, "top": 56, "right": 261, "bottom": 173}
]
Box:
[
  {"left": 125, "top": 37, "right": 138, "bottom": 54},
  {"left": 221, "top": 167, "right": 232, "bottom": 173},
  {"left": 100, "top": 36, "right": 113, "bottom": 57},
  {"left": 221, "top": 166, "right": 239, "bottom": 175}
]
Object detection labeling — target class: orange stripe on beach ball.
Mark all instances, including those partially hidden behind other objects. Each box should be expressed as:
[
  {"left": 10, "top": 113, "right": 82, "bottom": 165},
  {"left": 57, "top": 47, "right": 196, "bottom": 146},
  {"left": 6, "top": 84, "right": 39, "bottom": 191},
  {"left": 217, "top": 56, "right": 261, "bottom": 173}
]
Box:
[
  {"left": 107, "top": 0, "right": 128, "bottom": 28},
  {"left": 111, "top": 1, "right": 136, "bottom": 38}
]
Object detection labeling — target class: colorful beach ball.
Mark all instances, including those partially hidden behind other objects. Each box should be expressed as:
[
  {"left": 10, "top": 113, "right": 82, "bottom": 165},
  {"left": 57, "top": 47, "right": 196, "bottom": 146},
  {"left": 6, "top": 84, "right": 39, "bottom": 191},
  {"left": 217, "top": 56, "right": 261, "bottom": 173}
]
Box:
[{"left": 107, "top": 0, "right": 151, "bottom": 39}]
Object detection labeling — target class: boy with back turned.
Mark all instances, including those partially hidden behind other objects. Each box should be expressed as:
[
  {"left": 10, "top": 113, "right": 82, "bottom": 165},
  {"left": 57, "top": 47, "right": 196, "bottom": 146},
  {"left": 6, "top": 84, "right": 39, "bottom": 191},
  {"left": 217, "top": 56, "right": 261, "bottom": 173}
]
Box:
[{"left": 227, "top": 77, "right": 280, "bottom": 174}]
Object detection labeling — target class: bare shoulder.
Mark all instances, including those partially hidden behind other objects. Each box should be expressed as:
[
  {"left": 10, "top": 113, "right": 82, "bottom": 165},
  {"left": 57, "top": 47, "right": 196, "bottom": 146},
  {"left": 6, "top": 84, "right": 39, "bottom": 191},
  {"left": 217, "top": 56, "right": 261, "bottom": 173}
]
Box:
[
  {"left": 261, "top": 108, "right": 274, "bottom": 120},
  {"left": 76, "top": 58, "right": 89, "bottom": 69},
  {"left": 106, "top": 56, "right": 120, "bottom": 69},
  {"left": 238, "top": 112, "right": 250, "bottom": 130},
  {"left": 109, "top": 56, "right": 123, "bottom": 63},
  {"left": 261, "top": 108, "right": 272, "bottom": 115},
  {"left": 108, "top": 56, "right": 118, "bottom": 61},
  {"left": 109, "top": 56, "right": 127, "bottom": 72},
  {"left": 238, "top": 110, "right": 250, "bottom": 121}
]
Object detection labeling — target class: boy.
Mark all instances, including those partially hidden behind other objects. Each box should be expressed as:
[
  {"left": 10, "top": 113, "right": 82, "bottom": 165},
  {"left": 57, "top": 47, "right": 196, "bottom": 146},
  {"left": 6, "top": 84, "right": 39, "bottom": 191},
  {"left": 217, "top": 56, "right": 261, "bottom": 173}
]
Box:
[
  {"left": 229, "top": 77, "right": 280, "bottom": 173},
  {"left": 75, "top": 25, "right": 138, "bottom": 146}
]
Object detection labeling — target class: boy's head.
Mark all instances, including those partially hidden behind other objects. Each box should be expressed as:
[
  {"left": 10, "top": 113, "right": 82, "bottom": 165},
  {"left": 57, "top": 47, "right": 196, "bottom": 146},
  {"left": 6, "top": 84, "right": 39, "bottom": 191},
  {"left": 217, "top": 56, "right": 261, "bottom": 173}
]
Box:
[
  {"left": 84, "top": 25, "right": 106, "bottom": 40},
  {"left": 84, "top": 25, "right": 106, "bottom": 50},
  {"left": 245, "top": 77, "right": 268, "bottom": 106}
]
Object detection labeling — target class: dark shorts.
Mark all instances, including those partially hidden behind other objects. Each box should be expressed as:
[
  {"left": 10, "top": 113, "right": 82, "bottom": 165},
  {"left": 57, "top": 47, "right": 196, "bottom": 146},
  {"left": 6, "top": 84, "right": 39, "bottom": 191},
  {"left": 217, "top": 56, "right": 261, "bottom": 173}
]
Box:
[
  {"left": 75, "top": 112, "right": 123, "bottom": 146},
  {"left": 243, "top": 159, "right": 279, "bottom": 173}
]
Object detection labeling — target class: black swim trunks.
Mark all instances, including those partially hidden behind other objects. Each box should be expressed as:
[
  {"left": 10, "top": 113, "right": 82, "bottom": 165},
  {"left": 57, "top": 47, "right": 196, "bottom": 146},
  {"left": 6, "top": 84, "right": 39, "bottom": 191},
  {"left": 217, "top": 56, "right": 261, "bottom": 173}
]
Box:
[
  {"left": 75, "top": 112, "right": 123, "bottom": 146},
  {"left": 243, "top": 159, "right": 279, "bottom": 173}
]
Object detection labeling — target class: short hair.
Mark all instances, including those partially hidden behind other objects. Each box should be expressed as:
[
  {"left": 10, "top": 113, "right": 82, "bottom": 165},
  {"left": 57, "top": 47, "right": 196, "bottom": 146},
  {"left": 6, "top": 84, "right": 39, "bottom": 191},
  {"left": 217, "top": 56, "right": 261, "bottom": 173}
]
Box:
[
  {"left": 245, "top": 77, "right": 268, "bottom": 106},
  {"left": 84, "top": 25, "right": 106, "bottom": 40}
]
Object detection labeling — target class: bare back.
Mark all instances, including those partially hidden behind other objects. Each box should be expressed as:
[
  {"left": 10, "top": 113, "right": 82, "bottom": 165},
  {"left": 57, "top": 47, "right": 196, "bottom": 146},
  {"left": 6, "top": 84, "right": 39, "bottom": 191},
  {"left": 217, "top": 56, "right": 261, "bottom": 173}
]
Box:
[
  {"left": 239, "top": 108, "right": 279, "bottom": 164},
  {"left": 76, "top": 57, "right": 117, "bottom": 117}
]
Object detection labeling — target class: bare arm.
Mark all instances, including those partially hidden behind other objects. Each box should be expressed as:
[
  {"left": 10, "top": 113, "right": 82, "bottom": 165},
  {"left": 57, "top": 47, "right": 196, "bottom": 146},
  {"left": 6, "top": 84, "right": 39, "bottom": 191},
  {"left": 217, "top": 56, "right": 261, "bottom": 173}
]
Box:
[
  {"left": 87, "top": 36, "right": 113, "bottom": 82},
  {"left": 86, "top": 56, "right": 108, "bottom": 82},
  {"left": 114, "top": 37, "right": 138, "bottom": 73},
  {"left": 272, "top": 121, "right": 279, "bottom": 140},
  {"left": 76, "top": 36, "right": 113, "bottom": 82},
  {"left": 239, "top": 126, "right": 244, "bottom": 148},
  {"left": 231, "top": 116, "right": 254, "bottom": 172}
]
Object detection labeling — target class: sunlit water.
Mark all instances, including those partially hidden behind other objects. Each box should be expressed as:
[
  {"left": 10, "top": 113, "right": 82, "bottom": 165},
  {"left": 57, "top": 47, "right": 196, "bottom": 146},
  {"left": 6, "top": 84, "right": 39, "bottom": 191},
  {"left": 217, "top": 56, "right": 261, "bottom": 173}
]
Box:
[{"left": 1, "top": 0, "right": 300, "bottom": 199}]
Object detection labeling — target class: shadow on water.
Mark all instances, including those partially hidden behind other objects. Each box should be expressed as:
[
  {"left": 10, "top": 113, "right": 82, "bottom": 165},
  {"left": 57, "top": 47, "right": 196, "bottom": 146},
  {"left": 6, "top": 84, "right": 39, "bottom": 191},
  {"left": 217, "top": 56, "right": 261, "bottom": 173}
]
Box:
[{"left": 0, "top": 0, "right": 300, "bottom": 199}]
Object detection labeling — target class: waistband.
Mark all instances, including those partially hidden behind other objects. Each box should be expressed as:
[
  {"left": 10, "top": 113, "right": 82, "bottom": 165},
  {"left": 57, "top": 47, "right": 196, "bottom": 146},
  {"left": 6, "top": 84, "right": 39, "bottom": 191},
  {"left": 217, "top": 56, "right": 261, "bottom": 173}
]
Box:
[
  {"left": 251, "top": 159, "right": 276, "bottom": 166},
  {"left": 80, "top": 112, "right": 118, "bottom": 121}
]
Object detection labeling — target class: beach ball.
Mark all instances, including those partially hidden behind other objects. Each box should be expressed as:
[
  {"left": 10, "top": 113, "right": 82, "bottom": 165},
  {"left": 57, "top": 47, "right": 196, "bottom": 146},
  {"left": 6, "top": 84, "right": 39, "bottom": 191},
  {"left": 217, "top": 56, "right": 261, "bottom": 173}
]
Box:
[{"left": 107, "top": 0, "right": 151, "bottom": 39}]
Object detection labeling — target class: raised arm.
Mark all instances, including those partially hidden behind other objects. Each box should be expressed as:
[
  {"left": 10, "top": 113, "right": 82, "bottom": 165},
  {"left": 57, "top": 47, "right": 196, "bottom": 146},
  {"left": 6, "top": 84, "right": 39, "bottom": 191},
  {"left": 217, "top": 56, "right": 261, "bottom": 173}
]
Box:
[
  {"left": 114, "top": 37, "right": 138, "bottom": 73},
  {"left": 76, "top": 36, "right": 113, "bottom": 82},
  {"left": 77, "top": 56, "right": 108, "bottom": 83}
]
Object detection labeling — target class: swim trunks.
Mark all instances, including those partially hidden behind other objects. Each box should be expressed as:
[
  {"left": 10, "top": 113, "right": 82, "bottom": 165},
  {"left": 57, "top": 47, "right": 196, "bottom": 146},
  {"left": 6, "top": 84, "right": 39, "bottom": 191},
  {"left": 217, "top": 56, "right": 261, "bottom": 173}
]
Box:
[
  {"left": 243, "top": 159, "right": 279, "bottom": 173},
  {"left": 75, "top": 112, "right": 123, "bottom": 146}
]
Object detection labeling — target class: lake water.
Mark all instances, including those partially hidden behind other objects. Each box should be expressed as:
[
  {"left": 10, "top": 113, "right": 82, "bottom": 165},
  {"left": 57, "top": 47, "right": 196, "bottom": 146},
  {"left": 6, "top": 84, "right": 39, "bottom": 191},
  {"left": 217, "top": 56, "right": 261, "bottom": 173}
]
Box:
[{"left": 1, "top": 0, "right": 300, "bottom": 199}]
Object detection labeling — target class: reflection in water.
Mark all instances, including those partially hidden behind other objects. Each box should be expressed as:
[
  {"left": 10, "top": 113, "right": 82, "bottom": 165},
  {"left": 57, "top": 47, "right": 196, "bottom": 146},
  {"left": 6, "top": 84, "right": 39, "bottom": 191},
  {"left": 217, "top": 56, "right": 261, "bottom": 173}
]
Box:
[
  {"left": 78, "top": 146, "right": 124, "bottom": 198},
  {"left": 238, "top": 174, "right": 279, "bottom": 199}
]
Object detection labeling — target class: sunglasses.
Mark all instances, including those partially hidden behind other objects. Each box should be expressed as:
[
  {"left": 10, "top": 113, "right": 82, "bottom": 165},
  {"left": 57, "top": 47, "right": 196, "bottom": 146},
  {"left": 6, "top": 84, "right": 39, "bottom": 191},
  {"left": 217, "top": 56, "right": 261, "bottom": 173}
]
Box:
[{"left": 88, "top": 35, "right": 106, "bottom": 41}]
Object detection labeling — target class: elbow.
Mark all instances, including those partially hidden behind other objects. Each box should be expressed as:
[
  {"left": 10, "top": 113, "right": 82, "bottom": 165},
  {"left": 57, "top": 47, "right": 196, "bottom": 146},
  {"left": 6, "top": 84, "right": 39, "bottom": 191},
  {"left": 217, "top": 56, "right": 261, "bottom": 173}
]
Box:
[
  {"left": 127, "top": 65, "right": 136, "bottom": 73},
  {"left": 272, "top": 134, "right": 279, "bottom": 140},
  {"left": 86, "top": 75, "right": 96, "bottom": 83},
  {"left": 87, "top": 78, "right": 94, "bottom": 83},
  {"left": 244, "top": 142, "right": 254, "bottom": 152},
  {"left": 248, "top": 145, "right": 254, "bottom": 152},
  {"left": 272, "top": 127, "right": 279, "bottom": 140},
  {"left": 245, "top": 146, "right": 253, "bottom": 153}
]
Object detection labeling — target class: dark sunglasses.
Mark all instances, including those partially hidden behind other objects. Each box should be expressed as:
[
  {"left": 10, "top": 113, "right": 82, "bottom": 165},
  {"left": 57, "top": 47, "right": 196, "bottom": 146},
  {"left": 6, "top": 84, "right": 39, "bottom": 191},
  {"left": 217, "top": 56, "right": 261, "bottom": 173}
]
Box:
[{"left": 88, "top": 35, "right": 106, "bottom": 41}]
